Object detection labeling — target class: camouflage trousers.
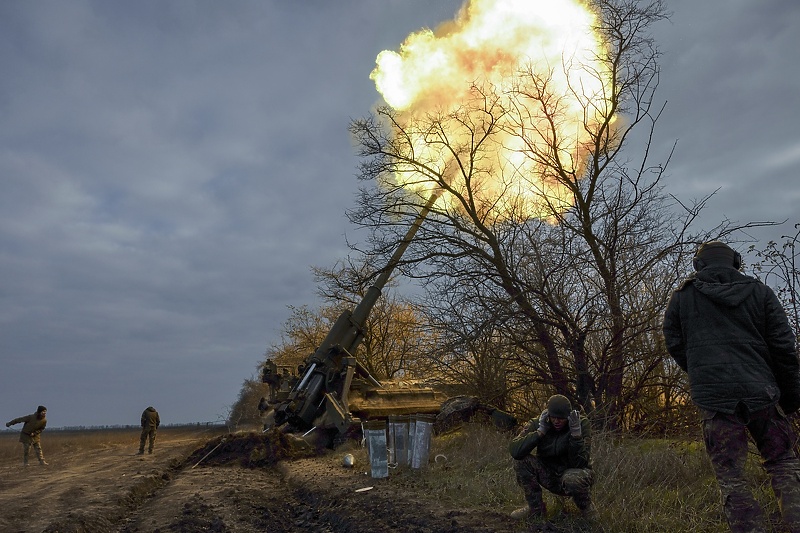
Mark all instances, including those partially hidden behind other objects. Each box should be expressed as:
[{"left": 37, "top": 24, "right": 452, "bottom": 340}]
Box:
[
  {"left": 702, "top": 404, "right": 800, "bottom": 533},
  {"left": 21, "top": 437, "right": 44, "bottom": 465},
  {"left": 139, "top": 427, "right": 157, "bottom": 453},
  {"left": 513, "top": 455, "right": 594, "bottom": 511}
]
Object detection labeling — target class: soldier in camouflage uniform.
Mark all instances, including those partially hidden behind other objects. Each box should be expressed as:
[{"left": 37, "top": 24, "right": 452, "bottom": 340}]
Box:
[
  {"left": 664, "top": 241, "right": 800, "bottom": 532},
  {"left": 509, "top": 394, "right": 594, "bottom": 521},
  {"left": 261, "top": 359, "right": 281, "bottom": 402},
  {"left": 138, "top": 406, "right": 160, "bottom": 455},
  {"left": 6, "top": 405, "right": 49, "bottom": 466}
]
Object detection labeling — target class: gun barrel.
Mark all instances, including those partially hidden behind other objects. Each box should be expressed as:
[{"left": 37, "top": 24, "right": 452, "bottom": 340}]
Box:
[
  {"left": 272, "top": 190, "right": 440, "bottom": 432},
  {"left": 349, "top": 191, "right": 440, "bottom": 331}
]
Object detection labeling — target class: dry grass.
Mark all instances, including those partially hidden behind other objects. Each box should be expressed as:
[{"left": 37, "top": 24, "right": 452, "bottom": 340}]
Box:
[
  {"left": 1, "top": 422, "right": 788, "bottom": 532},
  {"left": 590, "top": 435, "right": 726, "bottom": 532},
  {"left": 0, "top": 425, "right": 226, "bottom": 465},
  {"left": 348, "top": 421, "right": 789, "bottom": 533}
]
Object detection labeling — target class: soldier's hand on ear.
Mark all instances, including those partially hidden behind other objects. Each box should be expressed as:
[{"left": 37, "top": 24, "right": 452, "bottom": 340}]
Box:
[
  {"left": 538, "top": 410, "right": 551, "bottom": 435},
  {"left": 568, "top": 410, "right": 582, "bottom": 437}
]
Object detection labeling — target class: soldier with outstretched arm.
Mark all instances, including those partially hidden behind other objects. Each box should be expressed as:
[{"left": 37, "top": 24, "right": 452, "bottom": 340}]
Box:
[{"left": 6, "top": 405, "right": 49, "bottom": 466}]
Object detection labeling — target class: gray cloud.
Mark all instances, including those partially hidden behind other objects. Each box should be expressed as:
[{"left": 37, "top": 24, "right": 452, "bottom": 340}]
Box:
[
  {"left": 651, "top": 0, "right": 800, "bottom": 227},
  {"left": 1, "top": 0, "right": 798, "bottom": 427}
]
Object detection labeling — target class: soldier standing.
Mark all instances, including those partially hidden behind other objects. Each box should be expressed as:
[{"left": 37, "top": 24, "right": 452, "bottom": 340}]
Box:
[
  {"left": 138, "top": 406, "right": 160, "bottom": 455},
  {"left": 6, "top": 405, "right": 49, "bottom": 466},
  {"left": 664, "top": 240, "right": 800, "bottom": 532},
  {"left": 262, "top": 359, "right": 281, "bottom": 402}
]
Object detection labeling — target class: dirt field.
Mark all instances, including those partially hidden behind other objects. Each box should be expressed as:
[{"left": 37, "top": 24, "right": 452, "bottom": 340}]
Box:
[{"left": 0, "top": 425, "right": 536, "bottom": 533}]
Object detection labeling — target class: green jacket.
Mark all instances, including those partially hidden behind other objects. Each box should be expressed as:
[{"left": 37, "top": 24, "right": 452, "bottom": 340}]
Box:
[
  {"left": 141, "top": 407, "right": 160, "bottom": 429},
  {"left": 9, "top": 413, "right": 47, "bottom": 443},
  {"left": 509, "top": 417, "right": 591, "bottom": 476}
]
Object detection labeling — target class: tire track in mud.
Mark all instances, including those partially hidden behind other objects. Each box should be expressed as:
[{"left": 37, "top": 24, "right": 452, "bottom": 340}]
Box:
[
  {"left": 116, "top": 463, "right": 517, "bottom": 533},
  {"left": 42, "top": 458, "right": 182, "bottom": 533},
  {"left": 19, "top": 430, "right": 523, "bottom": 533},
  {"left": 117, "top": 431, "right": 520, "bottom": 533},
  {"left": 0, "top": 429, "right": 223, "bottom": 533}
]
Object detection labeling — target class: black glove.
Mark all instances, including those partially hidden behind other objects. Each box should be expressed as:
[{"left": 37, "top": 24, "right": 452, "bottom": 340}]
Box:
[{"left": 5, "top": 422, "right": 11, "bottom": 428}]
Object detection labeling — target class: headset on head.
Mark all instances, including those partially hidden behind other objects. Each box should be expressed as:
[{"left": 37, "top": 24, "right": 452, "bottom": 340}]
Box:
[{"left": 692, "top": 247, "right": 742, "bottom": 271}]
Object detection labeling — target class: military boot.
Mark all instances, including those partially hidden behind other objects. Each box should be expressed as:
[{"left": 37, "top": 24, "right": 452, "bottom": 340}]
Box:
[
  {"left": 574, "top": 496, "right": 597, "bottom": 521},
  {"left": 510, "top": 500, "right": 547, "bottom": 520},
  {"left": 580, "top": 502, "right": 597, "bottom": 521}
]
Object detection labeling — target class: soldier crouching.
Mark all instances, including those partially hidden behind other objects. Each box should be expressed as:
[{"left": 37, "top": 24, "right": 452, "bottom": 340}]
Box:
[{"left": 509, "top": 394, "right": 595, "bottom": 521}]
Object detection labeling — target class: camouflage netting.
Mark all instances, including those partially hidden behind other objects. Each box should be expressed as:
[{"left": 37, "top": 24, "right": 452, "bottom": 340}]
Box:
[{"left": 186, "top": 429, "right": 317, "bottom": 468}]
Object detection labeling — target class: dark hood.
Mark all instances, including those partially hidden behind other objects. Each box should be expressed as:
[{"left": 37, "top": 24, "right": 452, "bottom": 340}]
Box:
[{"left": 692, "top": 266, "right": 757, "bottom": 307}]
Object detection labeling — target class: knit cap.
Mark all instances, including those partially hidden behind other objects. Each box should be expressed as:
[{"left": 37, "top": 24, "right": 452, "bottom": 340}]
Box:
[
  {"left": 546, "top": 395, "right": 571, "bottom": 418},
  {"left": 695, "top": 241, "right": 736, "bottom": 268}
]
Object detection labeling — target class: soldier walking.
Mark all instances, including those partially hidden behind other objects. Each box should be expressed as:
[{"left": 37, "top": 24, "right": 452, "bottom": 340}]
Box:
[
  {"left": 6, "top": 405, "right": 49, "bottom": 466},
  {"left": 138, "top": 406, "right": 160, "bottom": 455}
]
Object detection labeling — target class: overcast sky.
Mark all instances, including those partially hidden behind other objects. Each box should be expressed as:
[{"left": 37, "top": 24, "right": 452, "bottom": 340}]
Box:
[{"left": 2, "top": 1, "right": 798, "bottom": 428}]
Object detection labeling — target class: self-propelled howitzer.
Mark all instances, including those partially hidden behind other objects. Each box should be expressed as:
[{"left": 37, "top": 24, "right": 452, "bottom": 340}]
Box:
[{"left": 271, "top": 193, "right": 444, "bottom": 440}]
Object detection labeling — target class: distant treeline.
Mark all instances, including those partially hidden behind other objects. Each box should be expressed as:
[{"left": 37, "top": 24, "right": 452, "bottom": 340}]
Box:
[{"left": 2, "top": 422, "right": 226, "bottom": 432}]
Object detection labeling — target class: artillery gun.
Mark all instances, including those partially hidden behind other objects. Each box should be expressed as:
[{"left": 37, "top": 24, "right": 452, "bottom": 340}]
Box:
[{"left": 266, "top": 194, "right": 447, "bottom": 445}]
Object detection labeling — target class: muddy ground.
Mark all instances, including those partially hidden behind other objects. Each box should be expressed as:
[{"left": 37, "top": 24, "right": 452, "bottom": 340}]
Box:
[{"left": 0, "top": 426, "right": 545, "bottom": 533}]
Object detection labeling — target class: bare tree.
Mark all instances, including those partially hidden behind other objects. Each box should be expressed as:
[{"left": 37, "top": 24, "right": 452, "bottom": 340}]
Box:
[
  {"left": 227, "top": 378, "right": 269, "bottom": 431},
  {"left": 747, "top": 223, "right": 800, "bottom": 446},
  {"left": 264, "top": 257, "right": 431, "bottom": 381},
  {"left": 418, "top": 284, "right": 517, "bottom": 410},
  {"left": 347, "top": 0, "right": 767, "bottom": 430},
  {"left": 749, "top": 223, "right": 800, "bottom": 337},
  {"left": 264, "top": 304, "right": 336, "bottom": 374}
]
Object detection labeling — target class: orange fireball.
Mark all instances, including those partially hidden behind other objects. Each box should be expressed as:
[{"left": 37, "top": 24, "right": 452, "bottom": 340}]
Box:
[{"left": 370, "top": 0, "right": 614, "bottom": 221}]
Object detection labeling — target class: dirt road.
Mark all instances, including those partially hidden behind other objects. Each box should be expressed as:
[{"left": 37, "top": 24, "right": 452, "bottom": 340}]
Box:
[{"left": 0, "top": 427, "right": 524, "bottom": 533}]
